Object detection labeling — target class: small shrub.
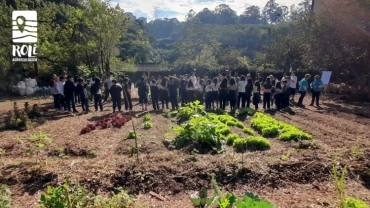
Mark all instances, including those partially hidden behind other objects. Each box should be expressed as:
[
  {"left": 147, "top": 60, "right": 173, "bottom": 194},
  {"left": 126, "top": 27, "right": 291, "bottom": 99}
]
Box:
[
  {"left": 0, "top": 184, "right": 11, "bottom": 208},
  {"left": 344, "top": 197, "right": 369, "bottom": 208},
  {"left": 235, "top": 122, "right": 244, "bottom": 129},
  {"left": 246, "top": 136, "right": 270, "bottom": 150},
  {"left": 4, "top": 111, "right": 17, "bottom": 130},
  {"left": 242, "top": 127, "right": 255, "bottom": 136},
  {"left": 143, "top": 113, "right": 151, "bottom": 121},
  {"left": 233, "top": 138, "right": 247, "bottom": 152},
  {"left": 126, "top": 131, "right": 138, "bottom": 139},
  {"left": 39, "top": 181, "right": 89, "bottom": 207},
  {"left": 92, "top": 190, "right": 133, "bottom": 208},
  {"left": 28, "top": 104, "right": 41, "bottom": 119},
  {"left": 226, "top": 133, "right": 239, "bottom": 146},
  {"left": 143, "top": 122, "right": 152, "bottom": 129}
]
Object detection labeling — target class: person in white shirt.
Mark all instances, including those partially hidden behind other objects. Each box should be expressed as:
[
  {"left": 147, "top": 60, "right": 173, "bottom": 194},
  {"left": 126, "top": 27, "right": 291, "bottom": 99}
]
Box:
[
  {"left": 57, "top": 76, "right": 66, "bottom": 111},
  {"left": 103, "top": 75, "right": 112, "bottom": 103},
  {"left": 189, "top": 72, "right": 197, "bottom": 87},
  {"left": 237, "top": 75, "right": 248, "bottom": 108},
  {"left": 210, "top": 77, "right": 219, "bottom": 109},
  {"left": 290, "top": 71, "right": 298, "bottom": 101}
]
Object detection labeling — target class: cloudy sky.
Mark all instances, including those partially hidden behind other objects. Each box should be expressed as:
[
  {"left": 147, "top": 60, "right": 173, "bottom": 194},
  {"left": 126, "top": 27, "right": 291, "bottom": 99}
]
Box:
[{"left": 111, "top": 0, "right": 303, "bottom": 21}]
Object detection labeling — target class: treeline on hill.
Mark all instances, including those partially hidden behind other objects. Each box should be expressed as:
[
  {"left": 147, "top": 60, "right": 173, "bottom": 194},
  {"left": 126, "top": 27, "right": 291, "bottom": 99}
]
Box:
[{"left": 0, "top": 0, "right": 369, "bottom": 99}]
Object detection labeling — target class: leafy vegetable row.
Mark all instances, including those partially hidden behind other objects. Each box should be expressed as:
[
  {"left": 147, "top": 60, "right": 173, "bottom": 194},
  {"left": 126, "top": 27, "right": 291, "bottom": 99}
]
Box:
[{"left": 251, "top": 112, "right": 312, "bottom": 141}]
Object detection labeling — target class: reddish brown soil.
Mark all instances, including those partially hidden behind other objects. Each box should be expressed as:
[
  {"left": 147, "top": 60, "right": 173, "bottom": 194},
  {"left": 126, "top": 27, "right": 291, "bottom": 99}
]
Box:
[{"left": 0, "top": 94, "right": 369, "bottom": 208}]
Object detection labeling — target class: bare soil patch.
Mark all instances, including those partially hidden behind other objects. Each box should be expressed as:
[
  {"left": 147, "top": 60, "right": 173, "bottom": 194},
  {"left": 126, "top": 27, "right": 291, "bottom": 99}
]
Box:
[{"left": 0, "top": 93, "right": 369, "bottom": 207}]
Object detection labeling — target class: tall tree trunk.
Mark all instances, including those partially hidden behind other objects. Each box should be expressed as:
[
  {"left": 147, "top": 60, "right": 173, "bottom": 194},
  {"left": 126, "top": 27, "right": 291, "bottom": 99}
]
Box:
[
  {"left": 34, "top": 62, "right": 38, "bottom": 76},
  {"left": 100, "top": 50, "right": 104, "bottom": 76}
]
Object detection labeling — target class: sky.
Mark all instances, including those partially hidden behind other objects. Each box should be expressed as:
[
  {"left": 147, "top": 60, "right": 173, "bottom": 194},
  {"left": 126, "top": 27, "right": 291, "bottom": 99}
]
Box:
[{"left": 111, "top": 0, "right": 303, "bottom": 21}]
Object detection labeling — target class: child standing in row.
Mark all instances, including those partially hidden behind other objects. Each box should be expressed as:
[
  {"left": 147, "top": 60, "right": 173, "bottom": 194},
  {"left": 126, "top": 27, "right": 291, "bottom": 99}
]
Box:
[{"left": 76, "top": 78, "right": 89, "bottom": 112}]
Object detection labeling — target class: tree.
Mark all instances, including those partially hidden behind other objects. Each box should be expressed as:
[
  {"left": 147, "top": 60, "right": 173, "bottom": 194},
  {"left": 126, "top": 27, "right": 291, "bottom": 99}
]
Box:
[
  {"left": 263, "top": 0, "right": 287, "bottom": 24},
  {"left": 213, "top": 4, "right": 238, "bottom": 25},
  {"left": 239, "top": 6, "right": 264, "bottom": 24}
]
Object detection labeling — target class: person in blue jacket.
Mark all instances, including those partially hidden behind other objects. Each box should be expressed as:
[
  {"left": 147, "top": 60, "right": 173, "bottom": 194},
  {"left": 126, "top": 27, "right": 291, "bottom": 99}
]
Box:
[
  {"left": 310, "top": 75, "right": 323, "bottom": 107},
  {"left": 297, "top": 74, "right": 311, "bottom": 106}
]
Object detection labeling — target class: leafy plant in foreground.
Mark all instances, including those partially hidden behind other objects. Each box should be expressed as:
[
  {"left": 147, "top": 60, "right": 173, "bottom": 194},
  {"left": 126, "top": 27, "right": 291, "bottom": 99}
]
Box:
[
  {"left": 177, "top": 101, "right": 205, "bottom": 122},
  {"left": 233, "top": 138, "right": 247, "bottom": 153},
  {"left": 91, "top": 189, "right": 133, "bottom": 208},
  {"left": 0, "top": 184, "right": 11, "bottom": 208},
  {"left": 246, "top": 136, "right": 270, "bottom": 151},
  {"left": 235, "top": 192, "right": 275, "bottom": 208},
  {"left": 39, "top": 181, "right": 90, "bottom": 208},
  {"left": 29, "top": 132, "right": 52, "bottom": 163},
  {"left": 143, "top": 113, "right": 151, "bottom": 121},
  {"left": 190, "top": 189, "right": 215, "bottom": 208},
  {"left": 332, "top": 161, "right": 369, "bottom": 208},
  {"left": 226, "top": 133, "right": 239, "bottom": 146},
  {"left": 143, "top": 121, "right": 152, "bottom": 129}
]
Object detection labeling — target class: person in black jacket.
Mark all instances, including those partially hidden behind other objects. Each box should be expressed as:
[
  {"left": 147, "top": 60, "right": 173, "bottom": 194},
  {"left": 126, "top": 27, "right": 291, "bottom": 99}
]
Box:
[
  {"left": 179, "top": 78, "right": 187, "bottom": 106},
  {"left": 137, "top": 76, "right": 149, "bottom": 111},
  {"left": 64, "top": 76, "right": 78, "bottom": 113},
  {"left": 76, "top": 78, "right": 89, "bottom": 112},
  {"left": 74, "top": 75, "right": 80, "bottom": 104},
  {"left": 150, "top": 78, "right": 159, "bottom": 110},
  {"left": 90, "top": 77, "right": 103, "bottom": 111},
  {"left": 168, "top": 76, "right": 179, "bottom": 110},
  {"left": 109, "top": 80, "right": 122, "bottom": 112}
]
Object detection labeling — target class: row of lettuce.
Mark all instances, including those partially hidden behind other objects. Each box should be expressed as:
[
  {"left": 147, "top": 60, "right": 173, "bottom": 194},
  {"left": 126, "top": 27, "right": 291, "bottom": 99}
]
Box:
[{"left": 164, "top": 101, "right": 312, "bottom": 153}]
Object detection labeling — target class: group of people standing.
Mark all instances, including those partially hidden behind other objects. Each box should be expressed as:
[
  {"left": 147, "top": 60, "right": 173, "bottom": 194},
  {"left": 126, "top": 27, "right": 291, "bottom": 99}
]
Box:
[
  {"left": 48, "top": 70, "right": 324, "bottom": 113},
  {"left": 141, "top": 70, "right": 324, "bottom": 112},
  {"left": 49, "top": 74, "right": 134, "bottom": 113}
]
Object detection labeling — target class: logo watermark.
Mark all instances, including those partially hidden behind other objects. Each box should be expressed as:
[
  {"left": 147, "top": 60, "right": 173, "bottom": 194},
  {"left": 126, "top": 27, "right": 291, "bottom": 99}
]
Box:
[{"left": 12, "top": 10, "right": 37, "bottom": 62}]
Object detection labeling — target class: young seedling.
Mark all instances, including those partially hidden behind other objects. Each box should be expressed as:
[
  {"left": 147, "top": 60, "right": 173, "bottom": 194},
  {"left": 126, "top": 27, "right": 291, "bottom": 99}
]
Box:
[{"left": 28, "top": 132, "right": 52, "bottom": 163}]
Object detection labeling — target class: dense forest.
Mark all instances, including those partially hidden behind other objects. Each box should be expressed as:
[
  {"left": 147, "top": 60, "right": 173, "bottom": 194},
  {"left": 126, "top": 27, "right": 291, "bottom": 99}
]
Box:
[{"left": 0, "top": 0, "right": 369, "bottom": 95}]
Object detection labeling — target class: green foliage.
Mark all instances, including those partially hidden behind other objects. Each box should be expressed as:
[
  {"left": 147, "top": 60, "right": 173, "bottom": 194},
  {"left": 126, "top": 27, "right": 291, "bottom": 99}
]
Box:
[
  {"left": 344, "top": 197, "right": 369, "bottom": 208},
  {"left": 168, "top": 114, "right": 225, "bottom": 151},
  {"left": 246, "top": 136, "right": 270, "bottom": 151},
  {"left": 203, "top": 174, "right": 275, "bottom": 208},
  {"left": 226, "top": 133, "right": 239, "bottom": 146},
  {"left": 143, "top": 113, "right": 151, "bottom": 121},
  {"left": 190, "top": 189, "right": 215, "bottom": 207},
  {"left": 39, "top": 181, "right": 133, "bottom": 208},
  {"left": 242, "top": 127, "right": 255, "bottom": 136},
  {"left": 39, "top": 181, "right": 89, "bottom": 208},
  {"left": 126, "top": 131, "right": 138, "bottom": 140},
  {"left": 177, "top": 101, "right": 205, "bottom": 122},
  {"left": 3, "top": 102, "right": 32, "bottom": 131},
  {"left": 251, "top": 113, "right": 312, "bottom": 141},
  {"left": 143, "top": 122, "right": 152, "bottom": 129},
  {"left": 235, "top": 192, "right": 275, "bottom": 208},
  {"left": 233, "top": 138, "right": 247, "bottom": 153},
  {"left": 91, "top": 190, "right": 134, "bottom": 208},
  {"left": 236, "top": 108, "right": 257, "bottom": 118},
  {"left": 0, "top": 184, "right": 11, "bottom": 208}
]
